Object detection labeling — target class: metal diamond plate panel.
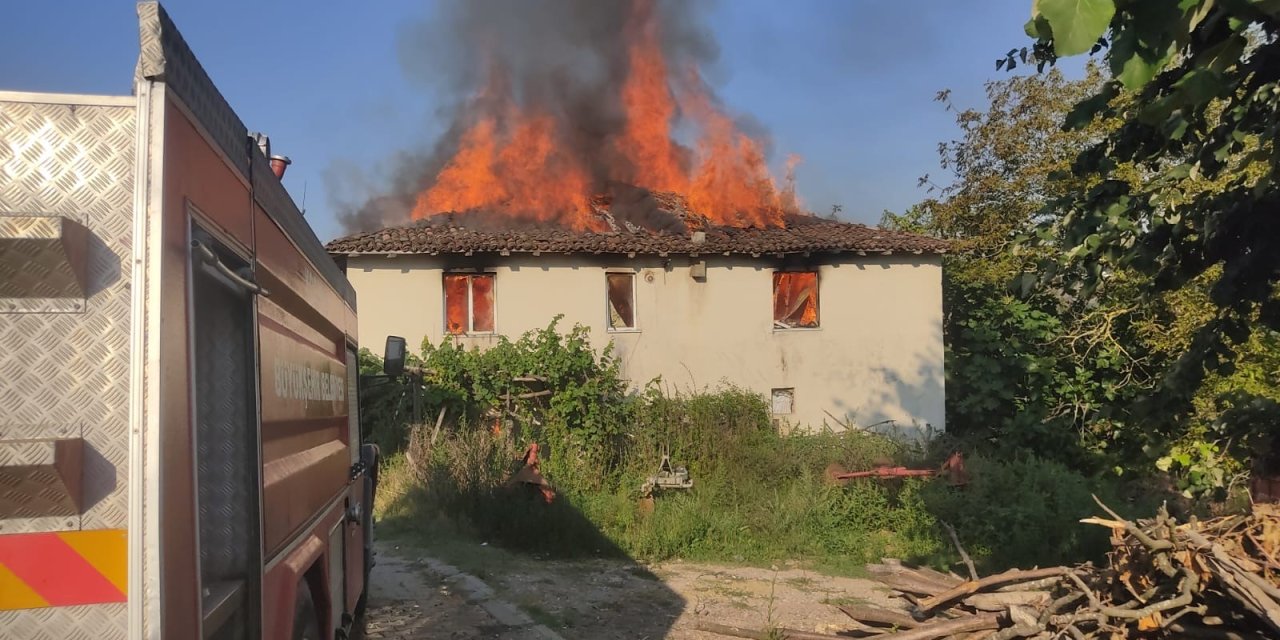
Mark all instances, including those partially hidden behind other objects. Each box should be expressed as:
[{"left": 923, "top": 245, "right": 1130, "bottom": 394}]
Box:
[
  {"left": 0, "top": 99, "right": 133, "bottom": 533},
  {"left": 0, "top": 99, "right": 132, "bottom": 635},
  {"left": 193, "top": 264, "right": 256, "bottom": 589},
  {"left": 0, "top": 440, "right": 61, "bottom": 466},
  {"left": 0, "top": 298, "right": 85, "bottom": 313},
  {"left": 0, "top": 216, "right": 90, "bottom": 302},
  {"left": 134, "top": 3, "right": 165, "bottom": 82},
  {"left": 0, "top": 603, "right": 127, "bottom": 640},
  {"left": 0, "top": 438, "right": 84, "bottom": 518},
  {"left": 0, "top": 469, "right": 78, "bottom": 517}
]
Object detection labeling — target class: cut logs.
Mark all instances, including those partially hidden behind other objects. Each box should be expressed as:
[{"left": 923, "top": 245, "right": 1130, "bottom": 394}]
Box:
[
  {"left": 693, "top": 501, "right": 1278, "bottom": 640},
  {"left": 832, "top": 500, "right": 1280, "bottom": 639}
]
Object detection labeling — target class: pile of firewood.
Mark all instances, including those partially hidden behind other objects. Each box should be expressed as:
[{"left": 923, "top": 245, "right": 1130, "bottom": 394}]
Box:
[{"left": 837, "top": 499, "right": 1280, "bottom": 639}]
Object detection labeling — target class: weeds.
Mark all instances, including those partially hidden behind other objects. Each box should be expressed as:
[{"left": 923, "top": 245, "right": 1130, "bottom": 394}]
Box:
[
  {"left": 764, "top": 567, "right": 780, "bottom": 632},
  {"left": 368, "top": 320, "right": 1152, "bottom": 576}
]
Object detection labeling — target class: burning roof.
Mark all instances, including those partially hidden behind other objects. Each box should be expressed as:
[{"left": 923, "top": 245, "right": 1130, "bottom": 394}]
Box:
[
  {"left": 339, "top": 0, "right": 809, "bottom": 235},
  {"left": 325, "top": 196, "right": 948, "bottom": 257},
  {"left": 335, "top": 0, "right": 938, "bottom": 258}
]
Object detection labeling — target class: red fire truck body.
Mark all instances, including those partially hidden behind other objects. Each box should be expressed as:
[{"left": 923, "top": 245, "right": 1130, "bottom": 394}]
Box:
[{"left": 0, "top": 4, "right": 375, "bottom": 638}]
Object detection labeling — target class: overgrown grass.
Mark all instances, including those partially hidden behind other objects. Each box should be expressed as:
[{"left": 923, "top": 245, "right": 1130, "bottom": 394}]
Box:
[
  {"left": 374, "top": 393, "right": 1145, "bottom": 575},
  {"left": 367, "top": 321, "right": 1157, "bottom": 576}
]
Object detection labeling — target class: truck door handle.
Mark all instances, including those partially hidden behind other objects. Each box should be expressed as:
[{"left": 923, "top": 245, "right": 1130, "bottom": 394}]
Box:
[{"left": 192, "top": 240, "right": 270, "bottom": 297}]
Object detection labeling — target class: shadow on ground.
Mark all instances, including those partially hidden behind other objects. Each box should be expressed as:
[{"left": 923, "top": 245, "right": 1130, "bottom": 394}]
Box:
[
  {"left": 357, "top": 481, "right": 687, "bottom": 640},
  {"left": 352, "top": 544, "right": 548, "bottom": 640}
]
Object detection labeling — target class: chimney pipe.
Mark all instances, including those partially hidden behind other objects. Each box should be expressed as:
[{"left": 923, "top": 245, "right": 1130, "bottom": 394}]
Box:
[{"left": 269, "top": 155, "right": 292, "bottom": 179}]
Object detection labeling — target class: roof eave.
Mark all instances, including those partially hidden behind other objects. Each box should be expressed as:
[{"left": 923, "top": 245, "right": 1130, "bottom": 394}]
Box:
[{"left": 327, "top": 248, "right": 949, "bottom": 258}]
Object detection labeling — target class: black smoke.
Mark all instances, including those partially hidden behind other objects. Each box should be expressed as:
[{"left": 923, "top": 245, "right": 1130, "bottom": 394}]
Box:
[{"left": 334, "top": 0, "right": 734, "bottom": 234}]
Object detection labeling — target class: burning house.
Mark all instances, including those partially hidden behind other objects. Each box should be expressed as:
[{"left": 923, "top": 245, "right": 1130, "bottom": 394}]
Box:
[{"left": 325, "top": 0, "right": 949, "bottom": 431}]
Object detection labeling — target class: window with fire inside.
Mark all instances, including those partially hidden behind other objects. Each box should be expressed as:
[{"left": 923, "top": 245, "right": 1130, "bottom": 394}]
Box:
[
  {"left": 772, "top": 271, "right": 819, "bottom": 329},
  {"left": 606, "top": 272, "right": 636, "bottom": 331},
  {"left": 444, "top": 273, "right": 495, "bottom": 335}
]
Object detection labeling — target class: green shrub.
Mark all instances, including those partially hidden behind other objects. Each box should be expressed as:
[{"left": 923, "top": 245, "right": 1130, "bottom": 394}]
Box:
[
  {"left": 919, "top": 454, "right": 1143, "bottom": 571},
  {"left": 357, "top": 348, "right": 415, "bottom": 454},
  {"left": 367, "top": 321, "right": 1146, "bottom": 575}
]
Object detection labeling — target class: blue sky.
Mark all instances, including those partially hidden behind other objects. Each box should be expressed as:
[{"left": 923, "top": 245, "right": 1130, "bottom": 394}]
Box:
[{"left": 1, "top": 1, "right": 1072, "bottom": 241}]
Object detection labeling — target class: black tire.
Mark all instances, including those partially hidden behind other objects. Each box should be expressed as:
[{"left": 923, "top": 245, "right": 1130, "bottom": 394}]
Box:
[
  {"left": 354, "top": 585, "right": 369, "bottom": 619},
  {"left": 356, "top": 444, "right": 380, "bottom": 618},
  {"left": 292, "top": 582, "right": 322, "bottom": 640},
  {"left": 355, "top": 532, "right": 370, "bottom": 617},
  {"left": 355, "top": 475, "right": 376, "bottom": 617}
]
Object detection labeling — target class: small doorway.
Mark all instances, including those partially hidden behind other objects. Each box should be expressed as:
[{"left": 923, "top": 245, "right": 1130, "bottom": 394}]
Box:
[{"left": 190, "top": 224, "right": 263, "bottom": 640}]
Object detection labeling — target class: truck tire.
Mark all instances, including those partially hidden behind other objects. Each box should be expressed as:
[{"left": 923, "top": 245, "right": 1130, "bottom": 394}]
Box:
[
  {"left": 354, "top": 481, "right": 374, "bottom": 617},
  {"left": 356, "top": 443, "right": 380, "bottom": 617},
  {"left": 355, "top": 505, "right": 371, "bottom": 617},
  {"left": 292, "top": 582, "right": 322, "bottom": 640}
]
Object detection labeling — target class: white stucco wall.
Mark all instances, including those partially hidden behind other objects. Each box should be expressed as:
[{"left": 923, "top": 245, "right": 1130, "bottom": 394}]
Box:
[{"left": 344, "top": 253, "right": 944, "bottom": 432}]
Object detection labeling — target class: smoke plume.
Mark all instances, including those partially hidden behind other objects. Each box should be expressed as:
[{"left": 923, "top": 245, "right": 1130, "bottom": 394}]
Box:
[{"left": 337, "top": 0, "right": 797, "bottom": 234}]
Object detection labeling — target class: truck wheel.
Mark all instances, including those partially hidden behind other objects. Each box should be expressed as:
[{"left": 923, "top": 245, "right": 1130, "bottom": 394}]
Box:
[
  {"left": 355, "top": 583, "right": 369, "bottom": 618},
  {"left": 356, "top": 443, "right": 380, "bottom": 617},
  {"left": 355, "top": 536, "right": 370, "bottom": 616},
  {"left": 355, "top": 491, "right": 373, "bottom": 617},
  {"left": 292, "top": 583, "right": 322, "bottom": 640}
]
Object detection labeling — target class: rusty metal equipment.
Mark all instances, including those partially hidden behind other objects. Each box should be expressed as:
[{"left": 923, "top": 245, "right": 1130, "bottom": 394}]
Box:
[
  {"left": 827, "top": 451, "right": 969, "bottom": 486},
  {"left": 641, "top": 453, "right": 693, "bottom": 497},
  {"left": 509, "top": 442, "right": 555, "bottom": 504}
]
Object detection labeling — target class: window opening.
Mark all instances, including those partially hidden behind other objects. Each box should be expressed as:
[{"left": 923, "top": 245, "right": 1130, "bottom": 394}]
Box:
[
  {"left": 771, "top": 388, "right": 795, "bottom": 414},
  {"left": 444, "top": 273, "right": 495, "bottom": 334},
  {"left": 772, "top": 271, "right": 818, "bottom": 329},
  {"left": 607, "top": 273, "right": 636, "bottom": 330}
]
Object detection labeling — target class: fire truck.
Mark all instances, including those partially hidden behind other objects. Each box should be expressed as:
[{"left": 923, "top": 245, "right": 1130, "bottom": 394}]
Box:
[{"left": 0, "top": 3, "right": 378, "bottom": 638}]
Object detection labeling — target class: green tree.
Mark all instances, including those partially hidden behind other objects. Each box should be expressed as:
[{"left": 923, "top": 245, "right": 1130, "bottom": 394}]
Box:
[
  {"left": 1019, "top": 3, "right": 1277, "bottom": 388},
  {"left": 885, "top": 69, "right": 1165, "bottom": 470},
  {"left": 888, "top": 64, "right": 1280, "bottom": 493},
  {"left": 1021, "top": 0, "right": 1280, "bottom": 486}
]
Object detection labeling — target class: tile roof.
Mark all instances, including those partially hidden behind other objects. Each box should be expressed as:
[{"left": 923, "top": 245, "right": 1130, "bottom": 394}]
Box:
[{"left": 326, "top": 213, "right": 948, "bottom": 257}]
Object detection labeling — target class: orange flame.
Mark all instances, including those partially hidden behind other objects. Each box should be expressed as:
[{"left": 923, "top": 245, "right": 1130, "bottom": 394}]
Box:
[
  {"left": 682, "top": 69, "right": 786, "bottom": 228},
  {"left": 413, "top": 115, "right": 501, "bottom": 215},
  {"left": 411, "top": 94, "right": 596, "bottom": 229},
  {"left": 495, "top": 111, "right": 594, "bottom": 227},
  {"left": 617, "top": 0, "right": 688, "bottom": 194},
  {"left": 412, "top": 0, "right": 799, "bottom": 231}
]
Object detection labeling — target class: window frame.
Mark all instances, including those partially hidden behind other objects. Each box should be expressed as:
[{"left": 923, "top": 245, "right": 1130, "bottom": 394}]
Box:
[
  {"left": 770, "top": 387, "right": 796, "bottom": 415},
  {"left": 605, "top": 270, "right": 639, "bottom": 333},
  {"left": 771, "top": 269, "right": 821, "bottom": 331},
  {"left": 442, "top": 271, "right": 497, "bottom": 336}
]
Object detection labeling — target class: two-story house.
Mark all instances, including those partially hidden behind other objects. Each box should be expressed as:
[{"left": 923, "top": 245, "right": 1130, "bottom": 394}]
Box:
[{"left": 327, "top": 211, "right": 948, "bottom": 432}]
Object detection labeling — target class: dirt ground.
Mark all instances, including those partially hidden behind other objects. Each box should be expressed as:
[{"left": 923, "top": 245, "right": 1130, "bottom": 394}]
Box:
[
  {"left": 360, "top": 541, "right": 903, "bottom": 639},
  {"left": 354, "top": 553, "right": 508, "bottom": 639},
  {"left": 498, "top": 559, "right": 901, "bottom": 639},
  {"left": 355, "top": 547, "right": 558, "bottom": 640}
]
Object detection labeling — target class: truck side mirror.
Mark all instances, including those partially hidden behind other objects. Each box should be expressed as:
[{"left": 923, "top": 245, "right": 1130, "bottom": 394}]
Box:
[{"left": 384, "top": 336, "right": 406, "bottom": 377}]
